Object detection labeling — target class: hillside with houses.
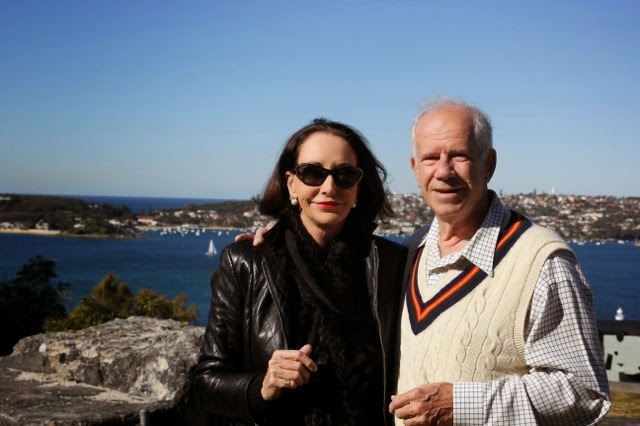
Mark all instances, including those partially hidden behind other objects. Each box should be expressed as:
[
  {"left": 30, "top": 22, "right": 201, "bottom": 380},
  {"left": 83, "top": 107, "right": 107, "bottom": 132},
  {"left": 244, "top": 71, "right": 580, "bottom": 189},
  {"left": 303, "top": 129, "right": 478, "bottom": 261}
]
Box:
[
  {"left": 1, "top": 193, "right": 639, "bottom": 242},
  {"left": 0, "top": 194, "right": 137, "bottom": 237}
]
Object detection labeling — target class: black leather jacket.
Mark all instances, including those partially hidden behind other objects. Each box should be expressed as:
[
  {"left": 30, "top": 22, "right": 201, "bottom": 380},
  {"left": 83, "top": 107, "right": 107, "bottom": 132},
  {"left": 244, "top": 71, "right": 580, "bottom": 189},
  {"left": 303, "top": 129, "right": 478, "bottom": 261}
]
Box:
[{"left": 192, "top": 223, "right": 406, "bottom": 425}]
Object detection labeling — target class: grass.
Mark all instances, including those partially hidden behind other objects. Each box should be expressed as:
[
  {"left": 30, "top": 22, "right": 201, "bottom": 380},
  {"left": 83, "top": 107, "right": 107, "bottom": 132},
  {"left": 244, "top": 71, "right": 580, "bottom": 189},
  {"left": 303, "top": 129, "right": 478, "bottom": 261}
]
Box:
[{"left": 609, "top": 390, "right": 640, "bottom": 418}]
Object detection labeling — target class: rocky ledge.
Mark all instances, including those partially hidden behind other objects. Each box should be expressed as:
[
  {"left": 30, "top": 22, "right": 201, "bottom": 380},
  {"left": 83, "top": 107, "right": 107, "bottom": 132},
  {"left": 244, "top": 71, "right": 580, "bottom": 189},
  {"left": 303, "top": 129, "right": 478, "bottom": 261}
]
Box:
[{"left": 0, "top": 317, "right": 205, "bottom": 425}]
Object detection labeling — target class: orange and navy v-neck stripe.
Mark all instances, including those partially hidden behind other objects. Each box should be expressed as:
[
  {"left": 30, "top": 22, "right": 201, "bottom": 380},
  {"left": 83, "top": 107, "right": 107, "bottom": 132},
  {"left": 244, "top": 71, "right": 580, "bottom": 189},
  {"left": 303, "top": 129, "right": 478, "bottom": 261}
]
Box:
[{"left": 406, "top": 211, "right": 532, "bottom": 335}]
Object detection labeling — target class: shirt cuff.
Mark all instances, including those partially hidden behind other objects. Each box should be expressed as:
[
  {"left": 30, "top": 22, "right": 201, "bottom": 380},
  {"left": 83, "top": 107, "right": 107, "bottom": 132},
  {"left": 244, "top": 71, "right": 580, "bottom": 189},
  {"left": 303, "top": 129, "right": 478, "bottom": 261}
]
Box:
[{"left": 453, "top": 381, "right": 488, "bottom": 425}]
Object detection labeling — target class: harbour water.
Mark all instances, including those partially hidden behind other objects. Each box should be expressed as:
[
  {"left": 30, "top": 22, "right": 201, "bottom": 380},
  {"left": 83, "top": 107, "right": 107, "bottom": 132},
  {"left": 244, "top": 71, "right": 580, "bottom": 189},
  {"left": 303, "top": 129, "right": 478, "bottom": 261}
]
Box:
[{"left": 0, "top": 196, "right": 638, "bottom": 326}]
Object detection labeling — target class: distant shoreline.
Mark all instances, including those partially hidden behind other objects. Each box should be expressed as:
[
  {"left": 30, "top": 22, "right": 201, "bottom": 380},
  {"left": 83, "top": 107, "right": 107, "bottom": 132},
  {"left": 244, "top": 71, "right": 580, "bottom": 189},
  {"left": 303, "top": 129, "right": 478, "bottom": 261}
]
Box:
[
  {"left": 0, "top": 225, "right": 246, "bottom": 239},
  {"left": 0, "top": 229, "right": 61, "bottom": 236},
  {"left": 0, "top": 228, "right": 136, "bottom": 239}
]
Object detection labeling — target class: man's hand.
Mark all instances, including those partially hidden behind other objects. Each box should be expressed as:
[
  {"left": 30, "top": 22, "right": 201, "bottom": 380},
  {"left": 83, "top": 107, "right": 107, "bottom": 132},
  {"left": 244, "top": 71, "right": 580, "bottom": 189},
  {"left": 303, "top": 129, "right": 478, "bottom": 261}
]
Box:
[
  {"left": 389, "top": 382, "right": 453, "bottom": 426},
  {"left": 234, "top": 221, "right": 275, "bottom": 246}
]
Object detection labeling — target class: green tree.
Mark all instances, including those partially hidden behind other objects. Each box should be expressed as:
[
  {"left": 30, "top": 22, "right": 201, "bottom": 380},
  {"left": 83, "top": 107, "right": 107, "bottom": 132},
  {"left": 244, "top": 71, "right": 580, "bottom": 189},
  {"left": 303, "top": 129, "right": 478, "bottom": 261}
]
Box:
[
  {"left": 89, "top": 273, "right": 133, "bottom": 317},
  {"left": 133, "top": 290, "right": 198, "bottom": 323},
  {"left": 133, "top": 288, "right": 173, "bottom": 319},
  {"left": 46, "top": 274, "right": 198, "bottom": 331},
  {"left": 167, "top": 293, "right": 199, "bottom": 323},
  {"left": 0, "top": 256, "right": 70, "bottom": 355}
]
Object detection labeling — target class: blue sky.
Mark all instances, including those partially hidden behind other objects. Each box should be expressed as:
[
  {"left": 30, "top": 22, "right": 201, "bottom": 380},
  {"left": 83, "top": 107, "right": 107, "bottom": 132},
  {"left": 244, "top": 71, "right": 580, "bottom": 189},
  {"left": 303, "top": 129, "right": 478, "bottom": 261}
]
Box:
[{"left": 1, "top": 1, "right": 639, "bottom": 199}]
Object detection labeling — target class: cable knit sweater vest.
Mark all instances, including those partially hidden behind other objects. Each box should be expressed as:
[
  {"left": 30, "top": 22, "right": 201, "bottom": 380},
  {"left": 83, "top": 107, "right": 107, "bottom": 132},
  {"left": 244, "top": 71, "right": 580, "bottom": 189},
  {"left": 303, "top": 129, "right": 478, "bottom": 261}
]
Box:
[{"left": 396, "top": 223, "right": 572, "bottom": 396}]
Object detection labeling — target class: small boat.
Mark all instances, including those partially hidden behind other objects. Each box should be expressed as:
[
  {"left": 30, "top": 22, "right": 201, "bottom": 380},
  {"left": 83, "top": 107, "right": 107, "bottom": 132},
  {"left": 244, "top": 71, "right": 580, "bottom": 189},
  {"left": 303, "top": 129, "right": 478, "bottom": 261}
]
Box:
[
  {"left": 206, "top": 239, "right": 217, "bottom": 256},
  {"left": 615, "top": 307, "right": 625, "bottom": 321}
]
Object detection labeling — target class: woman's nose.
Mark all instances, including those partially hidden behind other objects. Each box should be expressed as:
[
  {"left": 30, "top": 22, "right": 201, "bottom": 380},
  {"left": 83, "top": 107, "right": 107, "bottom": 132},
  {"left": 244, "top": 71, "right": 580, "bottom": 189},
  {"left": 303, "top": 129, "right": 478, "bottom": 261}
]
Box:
[{"left": 320, "top": 174, "right": 338, "bottom": 193}]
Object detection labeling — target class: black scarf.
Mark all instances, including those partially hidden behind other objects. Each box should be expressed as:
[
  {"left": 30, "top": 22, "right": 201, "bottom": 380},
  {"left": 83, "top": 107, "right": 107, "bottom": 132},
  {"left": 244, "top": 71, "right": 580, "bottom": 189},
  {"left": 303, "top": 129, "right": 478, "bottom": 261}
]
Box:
[{"left": 277, "top": 211, "right": 384, "bottom": 425}]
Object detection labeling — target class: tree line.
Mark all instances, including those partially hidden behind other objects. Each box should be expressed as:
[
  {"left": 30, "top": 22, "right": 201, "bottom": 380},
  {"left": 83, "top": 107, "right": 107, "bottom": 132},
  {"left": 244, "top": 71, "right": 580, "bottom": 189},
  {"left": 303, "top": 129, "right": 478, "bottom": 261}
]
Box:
[
  {"left": 0, "top": 194, "right": 138, "bottom": 236},
  {"left": 0, "top": 256, "right": 198, "bottom": 356}
]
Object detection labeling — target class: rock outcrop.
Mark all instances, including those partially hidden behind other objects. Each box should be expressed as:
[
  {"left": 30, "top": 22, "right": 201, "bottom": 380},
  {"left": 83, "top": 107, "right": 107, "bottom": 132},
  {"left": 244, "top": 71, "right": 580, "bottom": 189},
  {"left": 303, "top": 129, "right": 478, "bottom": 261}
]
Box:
[{"left": 0, "top": 317, "right": 205, "bottom": 425}]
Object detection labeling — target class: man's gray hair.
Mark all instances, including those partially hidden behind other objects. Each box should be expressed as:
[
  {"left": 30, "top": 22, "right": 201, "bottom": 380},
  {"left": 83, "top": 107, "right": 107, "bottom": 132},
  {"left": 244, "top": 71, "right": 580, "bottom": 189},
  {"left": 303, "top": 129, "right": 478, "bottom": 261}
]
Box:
[{"left": 410, "top": 95, "right": 493, "bottom": 159}]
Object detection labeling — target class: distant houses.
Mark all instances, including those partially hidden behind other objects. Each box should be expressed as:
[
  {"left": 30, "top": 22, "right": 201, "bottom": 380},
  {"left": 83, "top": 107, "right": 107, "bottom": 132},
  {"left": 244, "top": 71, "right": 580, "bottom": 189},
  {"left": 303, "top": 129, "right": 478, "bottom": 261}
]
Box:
[
  {"left": 136, "top": 215, "right": 158, "bottom": 227},
  {"left": 1, "top": 193, "right": 638, "bottom": 241}
]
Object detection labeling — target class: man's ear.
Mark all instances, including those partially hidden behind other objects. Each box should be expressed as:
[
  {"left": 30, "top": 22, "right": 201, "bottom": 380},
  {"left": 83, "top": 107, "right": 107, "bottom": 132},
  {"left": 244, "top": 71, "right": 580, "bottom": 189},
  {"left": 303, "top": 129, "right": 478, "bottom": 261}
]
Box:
[
  {"left": 410, "top": 156, "right": 419, "bottom": 180},
  {"left": 485, "top": 149, "right": 497, "bottom": 183}
]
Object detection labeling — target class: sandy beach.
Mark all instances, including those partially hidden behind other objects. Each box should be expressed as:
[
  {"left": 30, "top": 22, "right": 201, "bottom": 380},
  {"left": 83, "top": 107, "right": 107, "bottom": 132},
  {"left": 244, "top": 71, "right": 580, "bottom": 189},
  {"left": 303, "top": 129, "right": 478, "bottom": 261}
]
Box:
[{"left": 0, "top": 228, "right": 61, "bottom": 236}]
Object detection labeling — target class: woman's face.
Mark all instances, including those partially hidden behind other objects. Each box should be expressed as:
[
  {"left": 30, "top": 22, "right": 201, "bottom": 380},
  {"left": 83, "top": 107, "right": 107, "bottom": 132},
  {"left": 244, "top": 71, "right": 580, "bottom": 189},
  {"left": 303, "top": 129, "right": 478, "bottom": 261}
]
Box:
[{"left": 286, "top": 131, "right": 359, "bottom": 246}]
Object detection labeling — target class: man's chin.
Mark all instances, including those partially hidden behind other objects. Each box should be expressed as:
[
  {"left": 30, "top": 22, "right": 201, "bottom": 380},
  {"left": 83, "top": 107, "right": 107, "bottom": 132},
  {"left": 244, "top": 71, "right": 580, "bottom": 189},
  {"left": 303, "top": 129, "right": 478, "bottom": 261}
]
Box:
[{"left": 428, "top": 191, "right": 464, "bottom": 207}]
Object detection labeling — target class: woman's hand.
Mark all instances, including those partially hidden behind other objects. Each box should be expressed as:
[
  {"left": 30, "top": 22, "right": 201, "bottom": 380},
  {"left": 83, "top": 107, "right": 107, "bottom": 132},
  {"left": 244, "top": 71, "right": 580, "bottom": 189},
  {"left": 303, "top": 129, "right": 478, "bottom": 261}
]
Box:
[{"left": 261, "top": 344, "right": 318, "bottom": 401}]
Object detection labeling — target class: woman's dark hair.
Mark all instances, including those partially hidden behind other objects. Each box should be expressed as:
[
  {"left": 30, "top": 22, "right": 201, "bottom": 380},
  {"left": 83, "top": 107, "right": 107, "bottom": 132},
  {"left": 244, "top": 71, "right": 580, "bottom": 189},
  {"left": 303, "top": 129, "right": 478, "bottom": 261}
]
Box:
[{"left": 257, "top": 118, "right": 393, "bottom": 225}]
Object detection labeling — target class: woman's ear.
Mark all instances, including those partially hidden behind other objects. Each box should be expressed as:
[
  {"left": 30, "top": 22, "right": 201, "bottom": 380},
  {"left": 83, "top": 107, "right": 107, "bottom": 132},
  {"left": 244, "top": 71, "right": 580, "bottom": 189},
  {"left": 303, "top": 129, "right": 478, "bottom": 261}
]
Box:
[{"left": 286, "top": 171, "right": 296, "bottom": 198}]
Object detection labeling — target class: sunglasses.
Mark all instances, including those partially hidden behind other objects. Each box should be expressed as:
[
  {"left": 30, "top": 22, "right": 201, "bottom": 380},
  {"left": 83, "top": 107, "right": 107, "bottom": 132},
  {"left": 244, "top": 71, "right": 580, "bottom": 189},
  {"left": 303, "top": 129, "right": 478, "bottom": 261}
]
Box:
[{"left": 293, "top": 163, "right": 364, "bottom": 188}]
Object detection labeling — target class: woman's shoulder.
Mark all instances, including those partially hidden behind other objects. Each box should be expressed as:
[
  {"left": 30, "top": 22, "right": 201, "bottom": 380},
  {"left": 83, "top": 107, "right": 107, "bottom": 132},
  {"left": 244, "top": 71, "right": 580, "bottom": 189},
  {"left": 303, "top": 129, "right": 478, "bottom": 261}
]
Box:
[
  {"left": 220, "top": 233, "right": 285, "bottom": 265},
  {"left": 220, "top": 239, "right": 254, "bottom": 257}
]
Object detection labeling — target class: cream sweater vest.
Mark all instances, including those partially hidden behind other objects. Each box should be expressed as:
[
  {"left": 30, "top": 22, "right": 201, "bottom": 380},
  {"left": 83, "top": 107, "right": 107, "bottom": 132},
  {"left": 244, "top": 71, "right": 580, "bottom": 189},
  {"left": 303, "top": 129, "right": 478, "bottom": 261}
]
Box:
[{"left": 396, "top": 224, "right": 572, "bottom": 395}]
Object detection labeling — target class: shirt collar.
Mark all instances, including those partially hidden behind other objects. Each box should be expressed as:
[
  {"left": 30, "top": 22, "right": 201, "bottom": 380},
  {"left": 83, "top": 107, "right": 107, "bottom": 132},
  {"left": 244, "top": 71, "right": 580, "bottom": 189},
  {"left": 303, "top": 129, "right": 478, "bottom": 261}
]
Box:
[{"left": 418, "top": 191, "right": 510, "bottom": 276}]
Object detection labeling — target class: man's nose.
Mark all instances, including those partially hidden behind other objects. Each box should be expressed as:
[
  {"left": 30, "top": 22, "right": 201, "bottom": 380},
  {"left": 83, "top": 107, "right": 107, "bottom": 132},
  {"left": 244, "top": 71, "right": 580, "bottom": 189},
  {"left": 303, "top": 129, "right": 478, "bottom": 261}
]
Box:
[{"left": 434, "top": 158, "right": 455, "bottom": 179}]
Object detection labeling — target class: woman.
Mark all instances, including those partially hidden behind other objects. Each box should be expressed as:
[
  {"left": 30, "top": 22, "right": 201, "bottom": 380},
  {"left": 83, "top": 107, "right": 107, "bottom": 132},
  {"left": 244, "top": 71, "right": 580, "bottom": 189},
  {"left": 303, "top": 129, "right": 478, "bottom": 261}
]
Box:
[{"left": 193, "top": 118, "right": 406, "bottom": 425}]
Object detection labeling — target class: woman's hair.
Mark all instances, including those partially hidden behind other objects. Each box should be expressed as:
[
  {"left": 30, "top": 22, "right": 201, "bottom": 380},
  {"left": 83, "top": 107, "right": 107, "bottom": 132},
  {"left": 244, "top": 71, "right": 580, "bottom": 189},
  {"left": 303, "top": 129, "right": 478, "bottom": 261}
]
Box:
[
  {"left": 257, "top": 118, "right": 393, "bottom": 225},
  {"left": 411, "top": 95, "right": 493, "bottom": 160}
]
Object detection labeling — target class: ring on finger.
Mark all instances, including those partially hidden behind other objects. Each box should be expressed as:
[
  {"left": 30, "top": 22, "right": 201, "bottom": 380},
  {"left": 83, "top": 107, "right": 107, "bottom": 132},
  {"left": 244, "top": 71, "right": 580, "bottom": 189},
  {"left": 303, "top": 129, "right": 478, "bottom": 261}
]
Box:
[{"left": 284, "top": 378, "right": 291, "bottom": 388}]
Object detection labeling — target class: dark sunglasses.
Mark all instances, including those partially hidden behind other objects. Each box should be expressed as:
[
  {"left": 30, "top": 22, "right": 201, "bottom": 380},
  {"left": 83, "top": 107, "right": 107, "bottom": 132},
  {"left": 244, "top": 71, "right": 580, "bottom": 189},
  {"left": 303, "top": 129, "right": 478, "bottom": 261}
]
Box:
[{"left": 293, "top": 163, "right": 364, "bottom": 188}]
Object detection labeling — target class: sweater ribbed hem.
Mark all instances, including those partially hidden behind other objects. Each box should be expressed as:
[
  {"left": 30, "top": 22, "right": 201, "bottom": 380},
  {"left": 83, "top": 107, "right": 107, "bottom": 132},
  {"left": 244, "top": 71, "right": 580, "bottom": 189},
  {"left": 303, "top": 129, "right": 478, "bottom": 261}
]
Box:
[{"left": 247, "top": 372, "right": 268, "bottom": 422}]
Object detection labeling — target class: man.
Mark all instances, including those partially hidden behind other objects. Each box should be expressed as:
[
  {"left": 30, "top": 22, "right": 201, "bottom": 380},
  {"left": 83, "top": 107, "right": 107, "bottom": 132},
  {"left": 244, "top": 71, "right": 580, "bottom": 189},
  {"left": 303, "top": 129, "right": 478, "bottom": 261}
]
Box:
[{"left": 388, "top": 96, "right": 610, "bottom": 425}]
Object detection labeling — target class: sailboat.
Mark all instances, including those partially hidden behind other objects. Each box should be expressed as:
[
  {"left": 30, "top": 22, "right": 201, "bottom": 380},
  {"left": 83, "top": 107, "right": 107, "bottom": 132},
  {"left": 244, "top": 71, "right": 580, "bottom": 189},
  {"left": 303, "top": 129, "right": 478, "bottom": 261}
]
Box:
[{"left": 206, "top": 239, "right": 217, "bottom": 256}]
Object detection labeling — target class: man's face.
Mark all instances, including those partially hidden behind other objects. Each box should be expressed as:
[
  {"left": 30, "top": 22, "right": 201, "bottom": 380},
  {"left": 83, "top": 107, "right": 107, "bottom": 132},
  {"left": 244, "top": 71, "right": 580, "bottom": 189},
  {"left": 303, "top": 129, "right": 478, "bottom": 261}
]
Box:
[{"left": 411, "top": 105, "right": 496, "bottom": 226}]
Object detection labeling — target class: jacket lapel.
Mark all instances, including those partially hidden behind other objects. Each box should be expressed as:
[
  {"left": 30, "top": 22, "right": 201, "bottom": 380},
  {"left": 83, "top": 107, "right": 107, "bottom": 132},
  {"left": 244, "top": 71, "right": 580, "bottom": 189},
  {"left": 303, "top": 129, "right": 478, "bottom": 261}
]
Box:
[{"left": 260, "top": 233, "right": 292, "bottom": 349}]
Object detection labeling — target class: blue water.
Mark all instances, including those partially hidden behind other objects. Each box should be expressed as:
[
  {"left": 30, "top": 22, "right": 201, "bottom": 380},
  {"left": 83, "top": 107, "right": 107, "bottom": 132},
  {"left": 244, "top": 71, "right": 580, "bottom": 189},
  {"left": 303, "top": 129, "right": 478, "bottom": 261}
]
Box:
[
  {"left": 1, "top": 231, "right": 638, "bottom": 326},
  {"left": 0, "top": 196, "right": 638, "bottom": 325},
  {"left": 0, "top": 230, "right": 235, "bottom": 326}
]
